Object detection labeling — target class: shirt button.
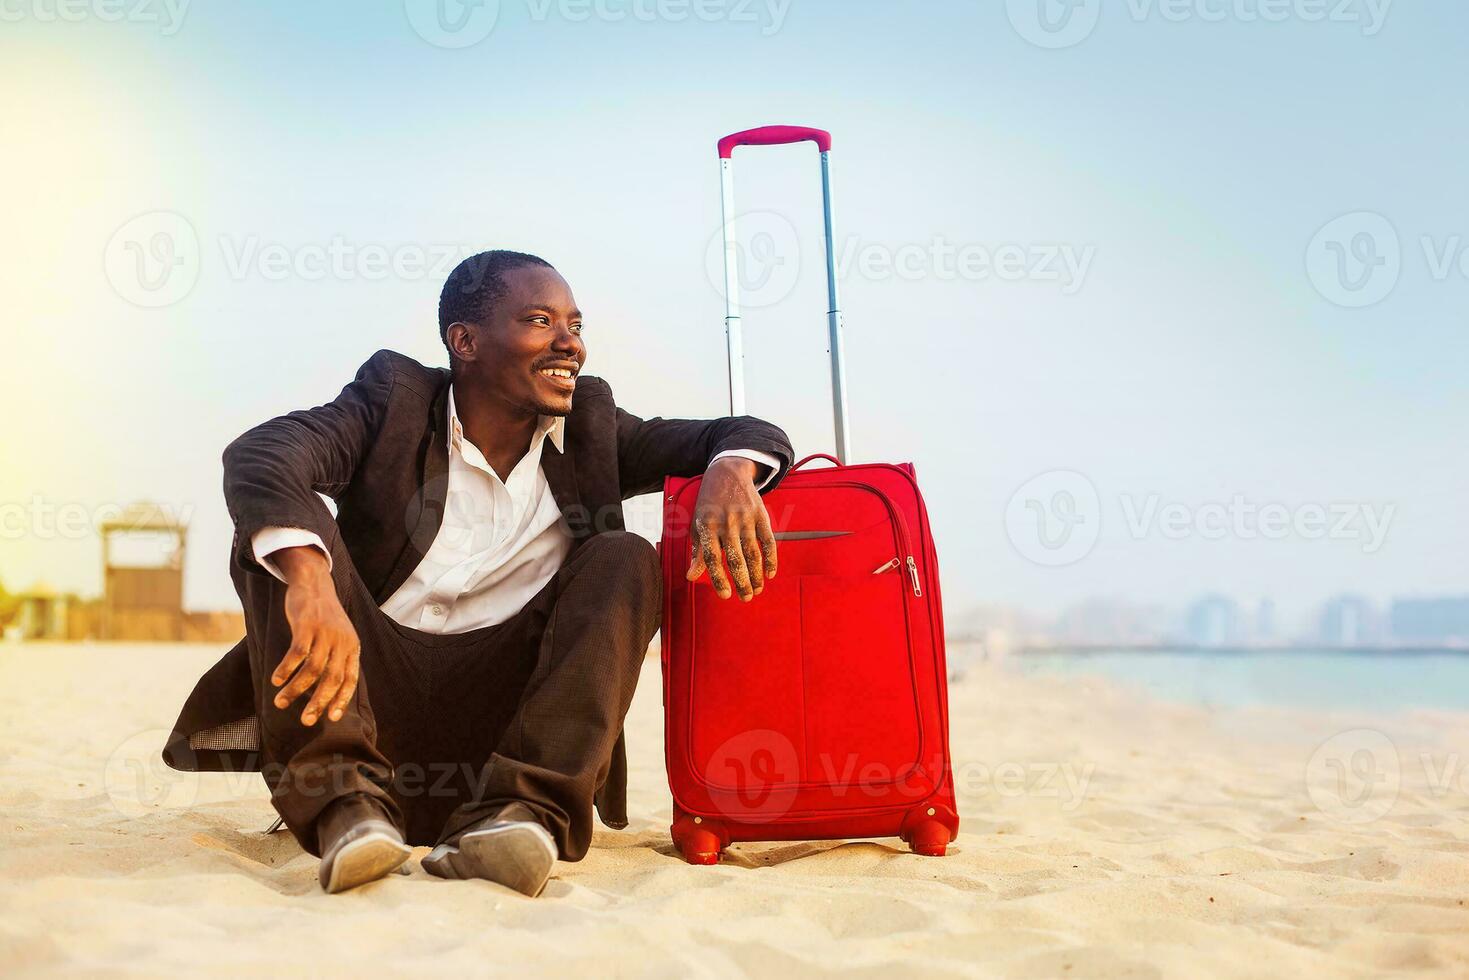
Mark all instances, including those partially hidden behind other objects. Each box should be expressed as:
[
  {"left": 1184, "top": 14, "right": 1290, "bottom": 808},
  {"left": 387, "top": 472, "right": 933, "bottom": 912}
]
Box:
[{"left": 431, "top": 604, "right": 444, "bottom": 616}]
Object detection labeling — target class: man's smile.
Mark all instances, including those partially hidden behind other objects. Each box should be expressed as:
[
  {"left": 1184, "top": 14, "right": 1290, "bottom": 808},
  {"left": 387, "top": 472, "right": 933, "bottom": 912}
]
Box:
[{"left": 536, "top": 362, "right": 579, "bottom": 392}]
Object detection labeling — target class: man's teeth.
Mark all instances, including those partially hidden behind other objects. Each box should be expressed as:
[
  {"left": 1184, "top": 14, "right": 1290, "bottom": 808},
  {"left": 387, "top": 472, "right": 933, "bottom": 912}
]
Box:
[{"left": 539, "top": 368, "right": 574, "bottom": 379}]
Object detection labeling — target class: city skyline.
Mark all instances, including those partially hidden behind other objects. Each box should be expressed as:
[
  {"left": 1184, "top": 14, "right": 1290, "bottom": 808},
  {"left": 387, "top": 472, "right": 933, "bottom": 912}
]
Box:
[{"left": 951, "top": 591, "right": 1469, "bottom": 654}]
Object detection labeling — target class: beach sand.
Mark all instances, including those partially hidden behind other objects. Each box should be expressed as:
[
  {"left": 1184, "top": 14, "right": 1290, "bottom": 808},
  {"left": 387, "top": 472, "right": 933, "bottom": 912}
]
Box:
[{"left": 2, "top": 642, "right": 1467, "bottom": 978}]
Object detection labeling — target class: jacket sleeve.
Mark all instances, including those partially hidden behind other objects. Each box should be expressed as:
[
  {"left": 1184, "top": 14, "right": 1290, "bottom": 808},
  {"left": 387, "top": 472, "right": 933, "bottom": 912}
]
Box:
[
  {"left": 612, "top": 384, "right": 796, "bottom": 500},
  {"left": 222, "top": 350, "right": 398, "bottom": 575}
]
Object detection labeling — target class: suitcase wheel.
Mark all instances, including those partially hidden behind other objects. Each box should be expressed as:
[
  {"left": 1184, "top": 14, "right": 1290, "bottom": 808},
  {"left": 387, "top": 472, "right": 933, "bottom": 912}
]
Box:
[
  {"left": 672, "top": 814, "right": 726, "bottom": 865},
  {"left": 681, "top": 837, "right": 722, "bottom": 865},
  {"left": 908, "top": 820, "right": 949, "bottom": 857},
  {"left": 901, "top": 804, "right": 957, "bottom": 857},
  {"left": 677, "top": 826, "right": 723, "bottom": 865}
]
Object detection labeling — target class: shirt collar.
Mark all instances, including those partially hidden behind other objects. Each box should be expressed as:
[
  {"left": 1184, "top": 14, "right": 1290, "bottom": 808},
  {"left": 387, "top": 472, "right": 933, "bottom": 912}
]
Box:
[{"left": 447, "top": 385, "right": 566, "bottom": 456}]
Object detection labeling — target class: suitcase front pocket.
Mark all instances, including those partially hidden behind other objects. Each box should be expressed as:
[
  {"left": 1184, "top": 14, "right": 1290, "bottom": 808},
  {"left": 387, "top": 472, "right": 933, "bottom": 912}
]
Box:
[
  {"left": 688, "top": 576, "right": 806, "bottom": 798},
  {"left": 686, "top": 569, "right": 923, "bottom": 804},
  {"left": 798, "top": 571, "right": 923, "bottom": 791}
]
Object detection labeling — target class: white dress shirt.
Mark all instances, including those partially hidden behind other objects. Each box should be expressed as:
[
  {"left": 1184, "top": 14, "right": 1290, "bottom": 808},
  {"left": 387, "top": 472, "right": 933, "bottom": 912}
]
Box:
[{"left": 253, "top": 387, "right": 779, "bottom": 634}]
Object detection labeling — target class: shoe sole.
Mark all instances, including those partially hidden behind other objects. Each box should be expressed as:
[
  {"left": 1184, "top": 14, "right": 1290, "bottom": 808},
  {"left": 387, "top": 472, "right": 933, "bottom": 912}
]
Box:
[
  {"left": 322, "top": 830, "right": 413, "bottom": 894},
  {"left": 424, "top": 823, "right": 557, "bottom": 897}
]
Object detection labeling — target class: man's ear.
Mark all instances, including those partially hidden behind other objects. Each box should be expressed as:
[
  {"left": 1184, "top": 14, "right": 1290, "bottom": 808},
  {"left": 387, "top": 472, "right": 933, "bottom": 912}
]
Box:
[{"left": 446, "top": 321, "right": 477, "bottom": 364}]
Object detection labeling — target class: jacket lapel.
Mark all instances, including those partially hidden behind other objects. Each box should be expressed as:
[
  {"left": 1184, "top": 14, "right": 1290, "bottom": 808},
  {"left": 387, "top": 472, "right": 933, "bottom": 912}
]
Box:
[
  {"left": 377, "top": 372, "right": 452, "bottom": 603},
  {"left": 379, "top": 375, "right": 592, "bottom": 600},
  {"left": 540, "top": 432, "right": 581, "bottom": 524}
]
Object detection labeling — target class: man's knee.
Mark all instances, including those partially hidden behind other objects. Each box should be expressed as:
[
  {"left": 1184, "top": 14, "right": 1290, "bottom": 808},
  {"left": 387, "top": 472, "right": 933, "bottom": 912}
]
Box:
[
  {"left": 571, "top": 531, "right": 661, "bottom": 629},
  {"left": 580, "top": 530, "right": 659, "bottom": 581}
]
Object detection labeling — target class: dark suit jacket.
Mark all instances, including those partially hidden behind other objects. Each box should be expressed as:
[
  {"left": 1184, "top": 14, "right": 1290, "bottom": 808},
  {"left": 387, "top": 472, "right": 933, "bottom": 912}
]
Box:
[{"left": 163, "top": 349, "right": 794, "bottom": 828}]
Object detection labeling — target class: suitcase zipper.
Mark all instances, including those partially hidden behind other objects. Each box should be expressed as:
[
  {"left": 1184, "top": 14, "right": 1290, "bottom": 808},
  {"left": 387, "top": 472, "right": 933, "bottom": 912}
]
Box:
[
  {"left": 812, "top": 478, "right": 923, "bottom": 600},
  {"left": 677, "top": 476, "right": 928, "bottom": 600},
  {"left": 906, "top": 556, "right": 923, "bottom": 597},
  {"left": 872, "top": 555, "right": 922, "bottom": 597}
]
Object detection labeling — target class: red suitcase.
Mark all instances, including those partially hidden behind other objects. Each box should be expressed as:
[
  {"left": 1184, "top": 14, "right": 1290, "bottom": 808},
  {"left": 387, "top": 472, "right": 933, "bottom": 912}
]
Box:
[{"left": 659, "top": 126, "right": 958, "bottom": 865}]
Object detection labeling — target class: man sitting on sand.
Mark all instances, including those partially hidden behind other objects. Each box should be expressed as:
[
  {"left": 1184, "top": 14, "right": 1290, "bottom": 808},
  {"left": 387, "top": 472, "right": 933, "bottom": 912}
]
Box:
[{"left": 164, "top": 250, "right": 792, "bottom": 895}]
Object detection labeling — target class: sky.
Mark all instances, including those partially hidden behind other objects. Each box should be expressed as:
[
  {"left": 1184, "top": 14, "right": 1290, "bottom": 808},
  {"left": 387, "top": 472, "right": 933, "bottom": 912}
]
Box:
[{"left": 1, "top": 0, "right": 1465, "bottom": 630}]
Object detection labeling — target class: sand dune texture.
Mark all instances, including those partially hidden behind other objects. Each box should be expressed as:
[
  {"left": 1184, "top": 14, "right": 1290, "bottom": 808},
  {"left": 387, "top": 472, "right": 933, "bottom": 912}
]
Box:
[{"left": 2, "top": 643, "right": 1467, "bottom": 978}]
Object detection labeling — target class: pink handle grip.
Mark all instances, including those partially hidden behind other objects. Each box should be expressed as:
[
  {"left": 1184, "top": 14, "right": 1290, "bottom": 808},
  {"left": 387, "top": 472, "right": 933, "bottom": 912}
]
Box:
[{"left": 718, "top": 125, "right": 832, "bottom": 159}]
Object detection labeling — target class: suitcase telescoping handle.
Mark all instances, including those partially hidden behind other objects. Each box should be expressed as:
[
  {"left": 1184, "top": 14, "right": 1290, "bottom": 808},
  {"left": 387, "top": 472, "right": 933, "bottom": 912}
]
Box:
[{"left": 717, "top": 124, "right": 852, "bottom": 464}]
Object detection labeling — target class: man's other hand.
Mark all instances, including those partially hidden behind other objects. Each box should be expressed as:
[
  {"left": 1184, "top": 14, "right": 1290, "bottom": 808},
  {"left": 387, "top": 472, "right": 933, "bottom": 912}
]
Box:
[
  {"left": 685, "top": 456, "right": 778, "bottom": 602},
  {"left": 269, "top": 545, "right": 361, "bottom": 726}
]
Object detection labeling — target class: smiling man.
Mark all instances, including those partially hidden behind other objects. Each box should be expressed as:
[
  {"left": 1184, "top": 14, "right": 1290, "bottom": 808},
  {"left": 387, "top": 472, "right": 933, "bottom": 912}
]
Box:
[{"left": 164, "top": 250, "right": 793, "bottom": 895}]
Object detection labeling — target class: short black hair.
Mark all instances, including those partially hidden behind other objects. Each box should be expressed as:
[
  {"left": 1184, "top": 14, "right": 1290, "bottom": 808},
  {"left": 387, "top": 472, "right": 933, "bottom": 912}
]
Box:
[{"left": 438, "top": 250, "right": 554, "bottom": 354}]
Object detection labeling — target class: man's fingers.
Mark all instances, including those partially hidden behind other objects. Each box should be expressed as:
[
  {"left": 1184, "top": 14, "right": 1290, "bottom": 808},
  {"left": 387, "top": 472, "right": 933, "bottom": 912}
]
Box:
[
  {"left": 327, "top": 657, "right": 360, "bottom": 723},
  {"left": 704, "top": 542, "right": 732, "bottom": 598},
  {"left": 685, "top": 541, "right": 706, "bottom": 582},
  {"left": 722, "top": 522, "right": 754, "bottom": 601},
  {"left": 275, "top": 650, "right": 327, "bottom": 708},
  {"left": 302, "top": 655, "right": 346, "bottom": 727},
  {"left": 755, "top": 509, "right": 778, "bottom": 581},
  {"left": 694, "top": 522, "right": 732, "bottom": 598},
  {"left": 271, "top": 638, "right": 311, "bottom": 690},
  {"left": 741, "top": 522, "right": 765, "bottom": 594}
]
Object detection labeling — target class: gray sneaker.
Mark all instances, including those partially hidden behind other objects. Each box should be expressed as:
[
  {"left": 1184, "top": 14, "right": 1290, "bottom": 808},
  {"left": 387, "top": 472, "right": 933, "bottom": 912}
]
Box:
[
  {"left": 316, "top": 795, "right": 412, "bottom": 894},
  {"left": 422, "top": 805, "right": 558, "bottom": 897}
]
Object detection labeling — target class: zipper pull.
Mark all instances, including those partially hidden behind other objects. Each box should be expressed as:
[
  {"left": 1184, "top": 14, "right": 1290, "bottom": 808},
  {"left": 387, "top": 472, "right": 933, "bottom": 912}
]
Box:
[
  {"left": 871, "top": 557, "right": 900, "bottom": 575},
  {"left": 906, "top": 556, "right": 922, "bottom": 597}
]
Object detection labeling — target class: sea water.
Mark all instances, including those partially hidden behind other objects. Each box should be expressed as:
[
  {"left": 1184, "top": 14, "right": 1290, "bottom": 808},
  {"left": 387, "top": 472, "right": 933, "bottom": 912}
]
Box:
[{"left": 1007, "top": 650, "right": 1469, "bottom": 713}]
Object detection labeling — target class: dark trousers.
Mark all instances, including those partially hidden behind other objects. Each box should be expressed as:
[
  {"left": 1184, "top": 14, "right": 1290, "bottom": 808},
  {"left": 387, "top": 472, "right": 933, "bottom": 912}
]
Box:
[{"left": 232, "top": 529, "right": 660, "bottom": 861}]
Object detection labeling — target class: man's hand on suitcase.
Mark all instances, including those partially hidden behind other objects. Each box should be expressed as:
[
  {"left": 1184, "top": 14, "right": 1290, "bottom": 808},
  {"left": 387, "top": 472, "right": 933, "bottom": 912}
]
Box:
[
  {"left": 269, "top": 545, "right": 362, "bottom": 727},
  {"left": 686, "top": 456, "right": 778, "bottom": 602}
]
